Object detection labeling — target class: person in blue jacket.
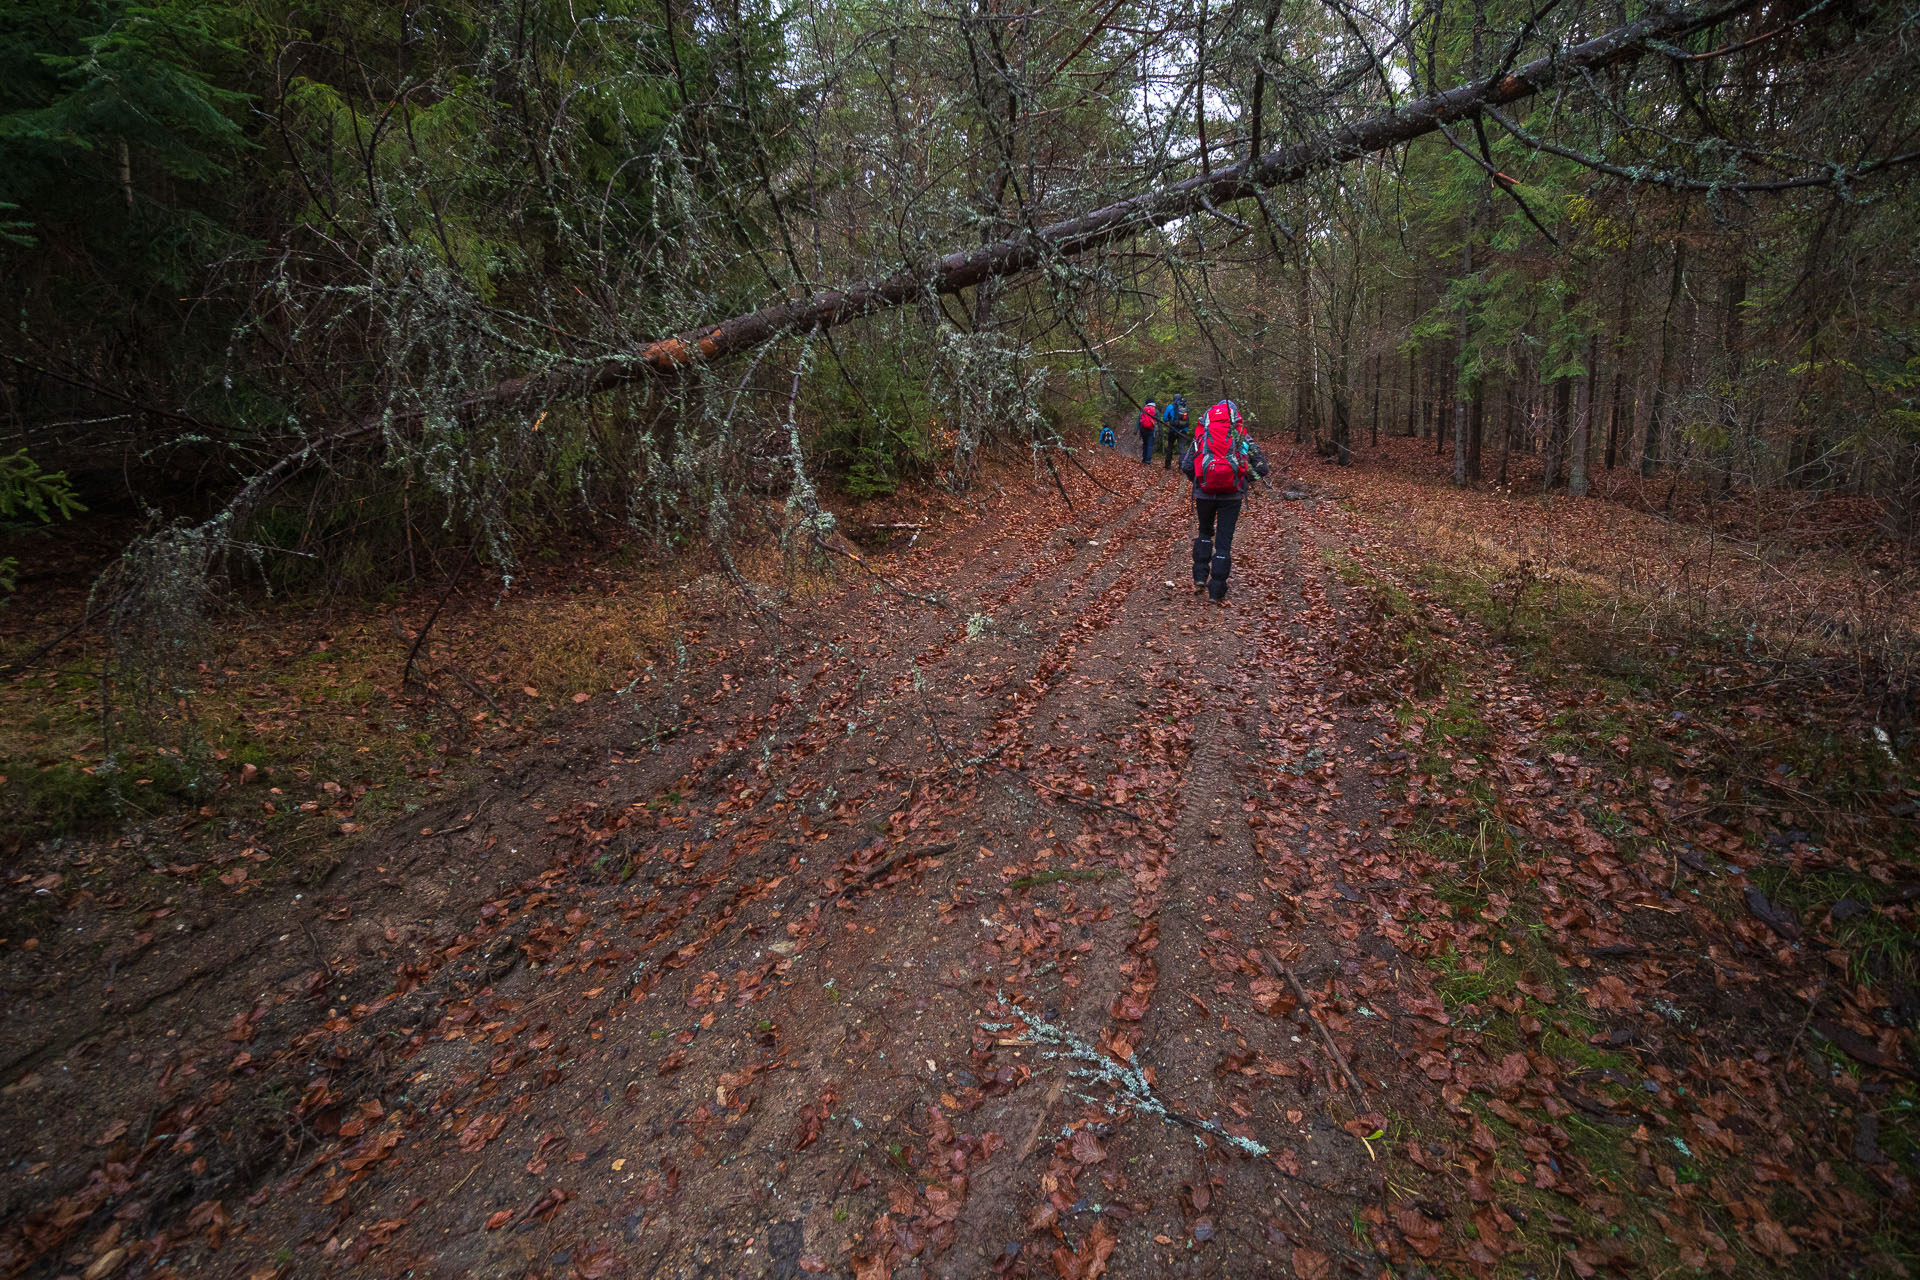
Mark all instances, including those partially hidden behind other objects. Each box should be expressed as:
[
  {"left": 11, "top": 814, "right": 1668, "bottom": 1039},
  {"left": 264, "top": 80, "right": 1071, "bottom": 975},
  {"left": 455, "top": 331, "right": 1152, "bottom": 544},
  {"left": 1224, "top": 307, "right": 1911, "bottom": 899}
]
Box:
[{"left": 1158, "top": 395, "right": 1188, "bottom": 469}]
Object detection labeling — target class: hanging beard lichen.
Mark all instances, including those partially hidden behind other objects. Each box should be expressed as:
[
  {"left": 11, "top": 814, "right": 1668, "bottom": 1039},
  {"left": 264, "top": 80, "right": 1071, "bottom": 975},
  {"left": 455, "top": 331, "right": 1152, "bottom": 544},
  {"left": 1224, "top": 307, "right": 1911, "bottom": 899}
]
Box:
[{"left": 928, "top": 326, "right": 1052, "bottom": 489}]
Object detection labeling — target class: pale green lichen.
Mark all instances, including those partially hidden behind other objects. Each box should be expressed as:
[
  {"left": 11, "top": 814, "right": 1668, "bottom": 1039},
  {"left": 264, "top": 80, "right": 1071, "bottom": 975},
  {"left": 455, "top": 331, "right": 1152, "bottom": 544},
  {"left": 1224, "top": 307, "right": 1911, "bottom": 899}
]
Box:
[{"left": 989, "top": 999, "right": 1272, "bottom": 1159}]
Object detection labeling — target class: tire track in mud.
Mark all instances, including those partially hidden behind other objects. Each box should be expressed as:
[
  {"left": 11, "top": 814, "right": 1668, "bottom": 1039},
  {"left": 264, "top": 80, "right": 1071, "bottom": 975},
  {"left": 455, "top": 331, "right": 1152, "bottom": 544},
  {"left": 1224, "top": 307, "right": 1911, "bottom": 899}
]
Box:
[
  {"left": 925, "top": 472, "right": 1207, "bottom": 1275},
  {"left": 120, "top": 457, "right": 1181, "bottom": 1279},
  {"left": 573, "top": 466, "right": 1196, "bottom": 1277},
  {"left": 602, "top": 471, "right": 1184, "bottom": 995},
  {"left": 924, "top": 483, "right": 1302, "bottom": 1275},
  {"left": 1096, "top": 494, "right": 1436, "bottom": 1275},
  {"left": 463, "top": 467, "right": 1176, "bottom": 1011},
  {"left": 985, "top": 490, "right": 1371, "bottom": 1277},
  {"left": 506, "top": 468, "right": 1175, "bottom": 1009},
  {"left": 0, "top": 471, "right": 1082, "bottom": 1277},
  {"left": 1094, "top": 496, "right": 1348, "bottom": 1275},
  {"left": 574, "top": 468, "right": 1195, "bottom": 1276},
  {"left": 714, "top": 480, "right": 1385, "bottom": 1278},
  {"left": 983, "top": 492, "right": 1414, "bottom": 1277}
]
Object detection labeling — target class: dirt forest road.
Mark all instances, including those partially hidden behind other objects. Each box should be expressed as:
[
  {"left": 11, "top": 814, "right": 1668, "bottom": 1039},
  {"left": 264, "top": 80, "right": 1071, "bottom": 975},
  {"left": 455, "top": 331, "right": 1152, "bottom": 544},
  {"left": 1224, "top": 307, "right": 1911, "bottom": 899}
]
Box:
[{"left": 3, "top": 450, "right": 1908, "bottom": 1279}]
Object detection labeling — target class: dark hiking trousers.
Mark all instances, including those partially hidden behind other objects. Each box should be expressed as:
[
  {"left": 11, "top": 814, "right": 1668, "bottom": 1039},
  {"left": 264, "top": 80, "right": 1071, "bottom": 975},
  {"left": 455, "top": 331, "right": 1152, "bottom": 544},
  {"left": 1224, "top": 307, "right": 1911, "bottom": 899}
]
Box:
[
  {"left": 1161, "top": 422, "right": 1180, "bottom": 468},
  {"left": 1191, "top": 497, "right": 1242, "bottom": 601},
  {"left": 1139, "top": 428, "right": 1155, "bottom": 462}
]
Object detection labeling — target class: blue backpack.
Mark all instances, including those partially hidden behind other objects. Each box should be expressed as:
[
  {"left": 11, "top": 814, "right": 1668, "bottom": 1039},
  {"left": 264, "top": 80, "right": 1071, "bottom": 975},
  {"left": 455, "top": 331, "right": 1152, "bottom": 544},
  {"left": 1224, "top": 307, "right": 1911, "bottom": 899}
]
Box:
[{"left": 1098, "top": 425, "right": 1117, "bottom": 448}]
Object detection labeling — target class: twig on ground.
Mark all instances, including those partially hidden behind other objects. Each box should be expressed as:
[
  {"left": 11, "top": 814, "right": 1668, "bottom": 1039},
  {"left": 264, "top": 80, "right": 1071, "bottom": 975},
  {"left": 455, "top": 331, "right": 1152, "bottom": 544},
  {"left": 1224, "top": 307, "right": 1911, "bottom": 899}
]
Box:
[
  {"left": 1058, "top": 446, "right": 1118, "bottom": 496},
  {"left": 301, "top": 920, "right": 335, "bottom": 985},
  {"left": 1044, "top": 452, "right": 1076, "bottom": 513},
  {"left": 991, "top": 1000, "right": 1366, "bottom": 1200},
  {"left": 1015, "top": 1076, "right": 1069, "bottom": 1161},
  {"left": 1259, "top": 949, "right": 1369, "bottom": 1106},
  {"left": 851, "top": 840, "right": 958, "bottom": 887},
  {"left": 983, "top": 760, "right": 1153, "bottom": 824},
  {"left": 430, "top": 660, "right": 504, "bottom": 716},
  {"left": 808, "top": 533, "right": 950, "bottom": 608}
]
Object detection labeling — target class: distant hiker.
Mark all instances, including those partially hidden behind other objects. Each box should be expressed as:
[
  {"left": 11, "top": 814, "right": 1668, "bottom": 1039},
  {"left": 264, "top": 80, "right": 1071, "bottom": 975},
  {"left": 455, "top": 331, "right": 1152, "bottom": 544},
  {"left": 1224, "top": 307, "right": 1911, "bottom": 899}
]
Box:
[
  {"left": 1178, "top": 399, "right": 1271, "bottom": 603},
  {"left": 1137, "top": 401, "right": 1158, "bottom": 462},
  {"left": 1099, "top": 424, "right": 1117, "bottom": 449},
  {"left": 1158, "top": 395, "right": 1189, "bottom": 469}
]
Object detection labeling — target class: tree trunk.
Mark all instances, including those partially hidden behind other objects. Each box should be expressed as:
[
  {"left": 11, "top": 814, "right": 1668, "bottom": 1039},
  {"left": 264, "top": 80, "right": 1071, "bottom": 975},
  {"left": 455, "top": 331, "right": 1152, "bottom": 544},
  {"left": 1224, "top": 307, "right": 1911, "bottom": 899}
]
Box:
[
  {"left": 1570, "top": 330, "right": 1596, "bottom": 497},
  {"left": 1715, "top": 267, "right": 1746, "bottom": 498},
  {"left": 1642, "top": 236, "right": 1688, "bottom": 476},
  {"left": 1605, "top": 367, "right": 1626, "bottom": 470},
  {"left": 1195, "top": 0, "right": 1212, "bottom": 173},
  {"left": 1453, "top": 224, "right": 1474, "bottom": 486},
  {"left": 1498, "top": 380, "right": 1514, "bottom": 487},
  {"left": 1603, "top": 267, "right": 1632, "bottom": 470},
  {"left": 1329, "top": 290, "right": 1354, "bottom": 466},
  {"left": 133, "top": 0, "right": 1793, "bottom": 551},
  {"left": 1467, "top": 380, "right": 1485, "bottom": 482},
  {"left": 1404, "top": 344, "right": 1418, "bottom": 437},
  {"left": 1294, "top": 251, "right": 1313, "bottom": 446},
  {"left": 1369, "top": 350, "right": 1381, "bottom": 448},
  {"left": 1544, "top": 374, "right": 1572, "bottom": 491},
  {"left": 1429, "top": 348, "right": 1441, "bottom": 445}
]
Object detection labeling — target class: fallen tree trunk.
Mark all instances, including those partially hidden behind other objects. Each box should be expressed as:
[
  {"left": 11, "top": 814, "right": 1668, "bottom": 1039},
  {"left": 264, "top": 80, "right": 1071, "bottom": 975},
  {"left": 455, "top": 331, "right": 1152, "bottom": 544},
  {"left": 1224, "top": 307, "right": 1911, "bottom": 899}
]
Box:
[
  {"left": 519, "top": 0, "right": 1761, "bottom": 383},
  {"left": 224, "top": 0, "right": 1763, "bottom": 528},
  {"left": 557, "top": 2, "right": 1757, "bottom": 379}
]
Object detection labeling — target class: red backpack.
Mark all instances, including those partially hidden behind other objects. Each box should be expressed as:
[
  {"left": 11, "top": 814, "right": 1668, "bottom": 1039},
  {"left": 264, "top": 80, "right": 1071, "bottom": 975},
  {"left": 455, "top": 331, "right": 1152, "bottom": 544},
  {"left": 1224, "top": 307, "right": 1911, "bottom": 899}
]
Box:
[
  {"left": 1192, "top": 401, "right": 1252, "bottom": 494},
  {"left": 1138, "top": 405, "right": 1157, "bottom": 432}
]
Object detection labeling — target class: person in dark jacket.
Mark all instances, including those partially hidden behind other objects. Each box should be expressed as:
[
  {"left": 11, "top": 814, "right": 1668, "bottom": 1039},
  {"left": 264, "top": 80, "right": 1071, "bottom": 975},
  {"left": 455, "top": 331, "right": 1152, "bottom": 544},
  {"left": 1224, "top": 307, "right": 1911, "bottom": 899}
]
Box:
[
  {"left": 1177, "top": 399, "right": 1271, "bottom": 603},
  {"left": 1158, "top": 395, "right": 1188, "bottom": 468},
  {"left": 1136, "top": 402, "right": 1158, "bottom": 463}
]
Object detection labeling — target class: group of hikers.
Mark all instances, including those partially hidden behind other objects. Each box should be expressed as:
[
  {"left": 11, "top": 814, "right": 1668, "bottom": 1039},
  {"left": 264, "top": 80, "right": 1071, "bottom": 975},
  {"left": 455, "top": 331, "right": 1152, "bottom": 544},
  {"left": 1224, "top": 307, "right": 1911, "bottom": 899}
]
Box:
[{"left": 1110, "top": 392, "right": 1272, "bottom": 604}]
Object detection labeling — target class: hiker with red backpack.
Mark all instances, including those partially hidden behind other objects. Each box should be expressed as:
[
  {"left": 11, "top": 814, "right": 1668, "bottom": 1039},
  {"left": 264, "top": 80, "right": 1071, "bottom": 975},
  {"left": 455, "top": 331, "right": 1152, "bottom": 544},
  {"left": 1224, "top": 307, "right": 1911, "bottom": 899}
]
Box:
[
  {"left": 1178, "top": 399, "right": 1271, "bottom": 602},
  {"left": 1137, "top": 401, "right": 1158, "bottom": 463}
]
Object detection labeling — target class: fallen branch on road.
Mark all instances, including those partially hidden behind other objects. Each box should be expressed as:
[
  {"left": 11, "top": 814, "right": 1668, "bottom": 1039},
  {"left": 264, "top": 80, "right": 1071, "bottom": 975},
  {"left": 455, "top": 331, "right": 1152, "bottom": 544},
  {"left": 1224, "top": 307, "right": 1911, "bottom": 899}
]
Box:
[
  {"left": 992, "top": 999, "right": 1367, "bottom": 1204},
  {"left": 1259, "top": 949, "right": 1369, "bottom": 1107}
]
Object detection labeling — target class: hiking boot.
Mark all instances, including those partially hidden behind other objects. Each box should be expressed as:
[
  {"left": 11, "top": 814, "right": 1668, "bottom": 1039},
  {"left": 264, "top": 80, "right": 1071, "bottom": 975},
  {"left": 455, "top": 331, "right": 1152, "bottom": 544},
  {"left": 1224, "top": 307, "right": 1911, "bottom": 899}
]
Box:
[
  {"left": 1191, "top": 538, "right": 1212, "bottom": 591},
  {"left": 1207, "top": 554, "right": 1231, "bottom": 602}
]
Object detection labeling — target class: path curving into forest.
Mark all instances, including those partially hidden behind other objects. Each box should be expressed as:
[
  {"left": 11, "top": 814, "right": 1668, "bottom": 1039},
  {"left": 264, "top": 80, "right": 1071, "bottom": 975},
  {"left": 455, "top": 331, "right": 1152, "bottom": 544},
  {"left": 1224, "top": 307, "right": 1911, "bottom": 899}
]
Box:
[{"left": 1, "top": 449, "right": 1907, "bottom": 1279}]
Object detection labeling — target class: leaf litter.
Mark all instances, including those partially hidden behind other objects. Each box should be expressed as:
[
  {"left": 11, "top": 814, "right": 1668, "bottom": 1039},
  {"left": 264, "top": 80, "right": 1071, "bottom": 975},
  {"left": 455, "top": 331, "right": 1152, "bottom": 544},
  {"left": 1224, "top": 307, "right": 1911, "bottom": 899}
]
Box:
[{"left": 0, "top": 450, "right": 1913, "bottom": 1279}]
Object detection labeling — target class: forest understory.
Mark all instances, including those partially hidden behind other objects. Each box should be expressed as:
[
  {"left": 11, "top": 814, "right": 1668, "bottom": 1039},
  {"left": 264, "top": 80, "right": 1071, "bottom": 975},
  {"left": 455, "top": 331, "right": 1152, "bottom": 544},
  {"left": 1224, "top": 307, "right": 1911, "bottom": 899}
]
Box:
[{"left": 0, "top": 443, "right": 1913, "bottom": 1279}]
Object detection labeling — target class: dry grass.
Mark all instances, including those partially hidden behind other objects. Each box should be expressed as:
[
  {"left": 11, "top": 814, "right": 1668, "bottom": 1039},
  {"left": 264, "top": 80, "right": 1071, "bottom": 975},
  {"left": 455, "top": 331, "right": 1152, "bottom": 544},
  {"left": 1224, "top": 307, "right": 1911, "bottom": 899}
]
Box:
[
  {"left": 0, "top": 527, "right": 842, "bottom": 847},
  {"left": 1335, "top": 440, "right": 1920, "bottom": 684}
]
